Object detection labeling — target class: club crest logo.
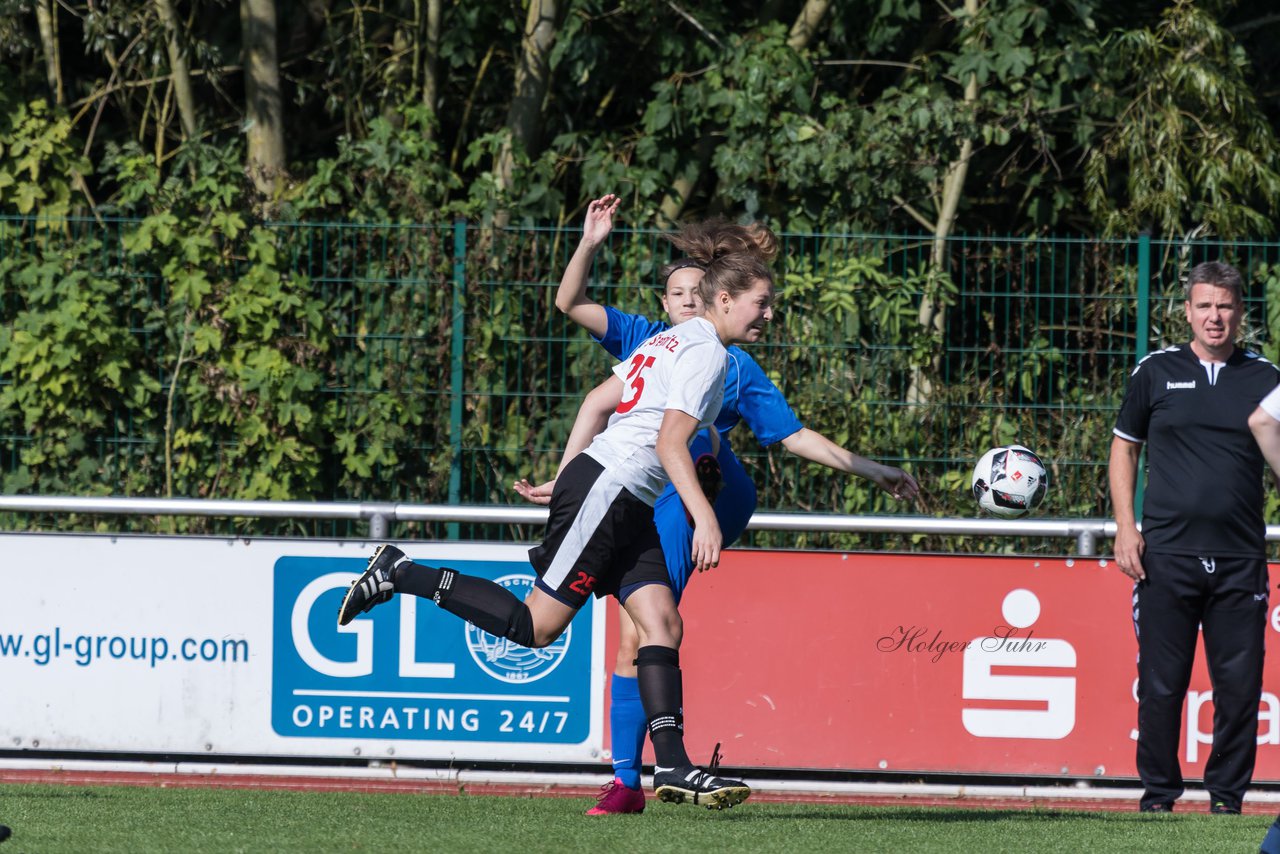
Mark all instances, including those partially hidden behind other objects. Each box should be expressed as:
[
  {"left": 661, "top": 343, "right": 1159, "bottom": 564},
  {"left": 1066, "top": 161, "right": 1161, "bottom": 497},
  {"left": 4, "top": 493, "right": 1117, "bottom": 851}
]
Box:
[{"left": 464, "top": 574, "right": 571, "bottom": 683}]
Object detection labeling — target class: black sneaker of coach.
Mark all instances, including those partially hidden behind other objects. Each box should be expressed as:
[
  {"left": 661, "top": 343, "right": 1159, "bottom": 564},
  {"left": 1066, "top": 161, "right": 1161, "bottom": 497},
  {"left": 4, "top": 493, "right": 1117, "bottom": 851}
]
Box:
[{"left": 337, "top": 544, "right": 408, "bottom": 626}]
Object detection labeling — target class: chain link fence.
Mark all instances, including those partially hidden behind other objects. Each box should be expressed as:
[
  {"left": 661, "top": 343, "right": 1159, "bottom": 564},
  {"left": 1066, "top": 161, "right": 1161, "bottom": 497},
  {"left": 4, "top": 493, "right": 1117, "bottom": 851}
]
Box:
[{"left": 4, "top": 216, "right": 1279, "bottom": 553}]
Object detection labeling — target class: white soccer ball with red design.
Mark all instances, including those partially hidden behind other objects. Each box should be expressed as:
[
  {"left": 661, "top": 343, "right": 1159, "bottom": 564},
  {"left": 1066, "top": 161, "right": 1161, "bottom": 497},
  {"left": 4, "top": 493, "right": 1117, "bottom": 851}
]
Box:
[{"left": 971, "top": 445, "right": 1048, "bottom": 519}]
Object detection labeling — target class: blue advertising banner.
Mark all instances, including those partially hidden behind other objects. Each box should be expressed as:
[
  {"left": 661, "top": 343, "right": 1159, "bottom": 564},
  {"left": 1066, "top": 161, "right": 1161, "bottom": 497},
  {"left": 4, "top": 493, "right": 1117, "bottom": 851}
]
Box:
[{"left": 272, "top": 552, "right": 598, "bottom": 747}]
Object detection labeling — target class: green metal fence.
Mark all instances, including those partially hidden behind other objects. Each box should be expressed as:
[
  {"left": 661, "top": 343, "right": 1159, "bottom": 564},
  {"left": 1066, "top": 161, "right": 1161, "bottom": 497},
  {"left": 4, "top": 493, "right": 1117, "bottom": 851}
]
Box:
[{"left": 3, "top": 216, "right": 1279, "bottom": 553}]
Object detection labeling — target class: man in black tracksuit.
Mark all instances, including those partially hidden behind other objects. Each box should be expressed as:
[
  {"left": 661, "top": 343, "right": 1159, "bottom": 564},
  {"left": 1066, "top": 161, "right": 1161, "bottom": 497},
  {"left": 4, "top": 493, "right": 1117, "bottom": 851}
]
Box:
[{"left": 1110, "top": 260, "right": 1280, "bottom": 814}]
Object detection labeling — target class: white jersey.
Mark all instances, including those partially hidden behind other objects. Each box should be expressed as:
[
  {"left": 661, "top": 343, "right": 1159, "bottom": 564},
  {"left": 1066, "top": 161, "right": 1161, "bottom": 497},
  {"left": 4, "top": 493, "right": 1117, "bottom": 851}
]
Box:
[
  {"left": 1261, "top": 383, "right": 1280, "bottom": 421},
  {"left": 584, "top": 316, "right": 726, "bottom": 504}
]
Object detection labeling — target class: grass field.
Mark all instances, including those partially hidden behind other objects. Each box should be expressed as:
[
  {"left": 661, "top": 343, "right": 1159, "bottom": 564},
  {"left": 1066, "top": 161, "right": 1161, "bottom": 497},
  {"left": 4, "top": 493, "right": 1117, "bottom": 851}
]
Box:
[{"left": 0, "top": 783, "right": 1274, "bottom": 853}]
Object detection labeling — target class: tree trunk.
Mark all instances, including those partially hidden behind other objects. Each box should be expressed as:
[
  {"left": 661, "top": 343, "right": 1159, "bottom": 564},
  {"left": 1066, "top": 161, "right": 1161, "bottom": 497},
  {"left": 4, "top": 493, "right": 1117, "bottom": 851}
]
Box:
[
  {"left": 906, "top": 0, "right": 979, "bottom": 405},
  {"left": 494, "top": 0, "right": 558, "bottom": 226},
  {"left": 658, "top": 135, "right": 714, "bottom": 227},
  {"left": 154, "top": 0, "right": 199, "bottom": 139},
  {"left": 788, "top": 0, "right": 831, "bottom": 49},
  {"left": 34, "top": 0, "right": 63, "bottom": 105},
  {"left": 422, "top": 0, "right": 442, "bottom": 130},
  {"left": 240, "top": 0, "right": 286, "bottom": 196},
  {"left": 662, "top": 2, "right": 829, "bottom": 223}
]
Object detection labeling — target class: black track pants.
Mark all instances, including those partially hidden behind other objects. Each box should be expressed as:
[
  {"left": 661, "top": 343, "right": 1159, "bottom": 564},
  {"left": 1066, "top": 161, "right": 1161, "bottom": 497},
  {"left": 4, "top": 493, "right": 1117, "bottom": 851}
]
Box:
[{"left": 1133, "top": 552, "right": 1268, "bottom": 810}]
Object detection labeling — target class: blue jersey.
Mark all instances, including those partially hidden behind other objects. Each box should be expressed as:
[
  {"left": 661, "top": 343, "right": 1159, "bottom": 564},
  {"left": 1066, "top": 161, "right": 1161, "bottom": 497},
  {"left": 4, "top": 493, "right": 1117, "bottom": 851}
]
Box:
[
  {"left": 596, "top": 307, "right": 803, "bottom": 599},
  {"left": 597, "top": 307, "right": 803, "bottom": 447}
]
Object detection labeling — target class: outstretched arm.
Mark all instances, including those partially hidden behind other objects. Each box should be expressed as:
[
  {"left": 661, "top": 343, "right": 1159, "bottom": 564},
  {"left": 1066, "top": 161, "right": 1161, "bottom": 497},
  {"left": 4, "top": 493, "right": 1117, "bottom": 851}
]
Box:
[
  {"left": 779, "top": 428, "right": 920, "bottom": 501},
  {"left": 555, "top": 376, "right": 622, "bottom": 476},
  {"left": 513, "top": 376, "right": 623, "bottom": 505},
  {"left": 554, "top": 195, "right": 621, "bottom": 338}
]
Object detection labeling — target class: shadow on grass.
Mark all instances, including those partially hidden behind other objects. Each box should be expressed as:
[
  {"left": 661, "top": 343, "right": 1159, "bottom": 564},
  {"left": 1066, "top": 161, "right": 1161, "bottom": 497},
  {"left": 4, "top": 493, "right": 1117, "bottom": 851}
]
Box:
[
  {"left": 679, "top": 806, "right": 1182, "bottom": 824},
  {"left": 10, "top": 788, "right": 110, "bottom": 800}
]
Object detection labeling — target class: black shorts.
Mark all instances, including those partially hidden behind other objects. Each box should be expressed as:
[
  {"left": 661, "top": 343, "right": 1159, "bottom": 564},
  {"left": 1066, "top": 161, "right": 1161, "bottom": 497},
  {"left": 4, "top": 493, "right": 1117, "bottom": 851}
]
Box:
[{"left": 527, "top": 453, "right": 669, "bottom": 609}]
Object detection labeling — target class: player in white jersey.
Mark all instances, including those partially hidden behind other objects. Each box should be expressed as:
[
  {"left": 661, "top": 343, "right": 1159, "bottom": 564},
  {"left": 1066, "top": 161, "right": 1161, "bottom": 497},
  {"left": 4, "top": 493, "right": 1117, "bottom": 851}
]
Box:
[
  {"left": 1250, "top": 385, "right": 1280, "bottom": 851},
  {"left": 338, "top": 250, "right": 775, "bottom": 810},
  {"left": 578, "top": 317, "right": 727, "bottom": 505},
  {"left": 516, "top": 203, "right": 919, "bottom": 816}
]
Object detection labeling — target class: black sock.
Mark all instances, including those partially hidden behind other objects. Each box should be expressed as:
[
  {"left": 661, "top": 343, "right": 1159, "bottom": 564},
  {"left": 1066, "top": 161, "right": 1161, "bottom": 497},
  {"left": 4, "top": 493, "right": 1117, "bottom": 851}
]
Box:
[
  {"left": 392, "top": 561, "right": 442, "bottom": 597},
  {"left": 394, "top": 563, "right": 535, "bottom": 647},
  {"left": 636, "top": 645, "right": 691, "bottom": 769}
]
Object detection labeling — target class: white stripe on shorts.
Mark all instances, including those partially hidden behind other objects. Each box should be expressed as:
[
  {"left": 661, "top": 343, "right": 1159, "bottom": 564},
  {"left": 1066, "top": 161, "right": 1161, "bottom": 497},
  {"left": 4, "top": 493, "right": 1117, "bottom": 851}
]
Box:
[{"left": 542, "top": 464, "right": 628, "bottom": 592}]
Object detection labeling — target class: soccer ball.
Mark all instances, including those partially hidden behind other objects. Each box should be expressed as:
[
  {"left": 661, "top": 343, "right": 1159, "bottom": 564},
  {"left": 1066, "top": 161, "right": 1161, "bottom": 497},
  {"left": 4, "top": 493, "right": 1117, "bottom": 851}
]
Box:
[{"left": 971, "top": 445, "right": 1048, "bottom": 519}]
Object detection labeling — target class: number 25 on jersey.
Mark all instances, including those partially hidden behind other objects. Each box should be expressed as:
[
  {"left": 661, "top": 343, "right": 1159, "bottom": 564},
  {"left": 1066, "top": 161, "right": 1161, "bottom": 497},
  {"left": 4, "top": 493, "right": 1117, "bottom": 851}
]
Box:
[{"left": 616, "top": 354, "right": 655, "bottom": 414}]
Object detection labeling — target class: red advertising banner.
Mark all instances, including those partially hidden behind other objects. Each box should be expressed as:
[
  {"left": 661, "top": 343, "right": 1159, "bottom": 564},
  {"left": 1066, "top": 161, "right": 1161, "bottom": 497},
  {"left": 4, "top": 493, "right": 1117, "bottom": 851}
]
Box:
[{"left": 605, "top": 551, "right": 1280, "bottom": 781}]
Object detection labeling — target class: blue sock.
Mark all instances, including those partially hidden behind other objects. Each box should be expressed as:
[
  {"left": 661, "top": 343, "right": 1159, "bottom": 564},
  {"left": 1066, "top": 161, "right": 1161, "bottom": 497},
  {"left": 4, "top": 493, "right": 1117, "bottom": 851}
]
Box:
[
  {"left": 609, "top": 674, "right": 646, "bottom": 790},
  {"left": 1261, "top": 818, "right": 1280, "bottom": 854}
]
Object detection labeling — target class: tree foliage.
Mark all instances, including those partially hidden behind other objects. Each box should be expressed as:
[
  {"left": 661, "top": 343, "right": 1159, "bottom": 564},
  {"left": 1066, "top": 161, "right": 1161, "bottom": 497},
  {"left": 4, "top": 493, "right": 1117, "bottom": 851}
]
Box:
[
  {"left": 3, "top": 1, "right": 1278, "bottom": 232},
  {"left": 4, "top": 1, "right": 1280, "bottom": 546},
  {"left": 1084, "top": 0, "right": 1280, "bottom": 238}
]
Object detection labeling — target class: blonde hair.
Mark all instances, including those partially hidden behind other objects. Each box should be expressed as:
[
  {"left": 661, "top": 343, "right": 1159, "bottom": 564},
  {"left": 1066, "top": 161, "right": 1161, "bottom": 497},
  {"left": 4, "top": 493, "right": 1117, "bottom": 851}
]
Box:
[
  {"left": 663, "top": 218, "right": 778, "bottom": 269},
  {"left": 657, "top": 217, "right": 776, "bottom": 306},
  {"left": 696, "top": 252, "right": 774, "bottom": 306}
]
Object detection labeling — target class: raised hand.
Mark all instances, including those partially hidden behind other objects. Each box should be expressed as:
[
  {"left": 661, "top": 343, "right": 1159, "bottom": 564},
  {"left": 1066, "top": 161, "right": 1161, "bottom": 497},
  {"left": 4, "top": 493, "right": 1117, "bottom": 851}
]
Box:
[{"left": 581, "top": 194, "right": 621, "bottom": 247}]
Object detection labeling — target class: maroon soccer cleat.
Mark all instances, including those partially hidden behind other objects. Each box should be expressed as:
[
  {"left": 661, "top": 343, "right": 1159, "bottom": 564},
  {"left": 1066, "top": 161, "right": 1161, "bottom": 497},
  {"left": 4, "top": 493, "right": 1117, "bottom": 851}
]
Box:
[{"left": 585, "top": 778, "right": 646, "bottom": 815}]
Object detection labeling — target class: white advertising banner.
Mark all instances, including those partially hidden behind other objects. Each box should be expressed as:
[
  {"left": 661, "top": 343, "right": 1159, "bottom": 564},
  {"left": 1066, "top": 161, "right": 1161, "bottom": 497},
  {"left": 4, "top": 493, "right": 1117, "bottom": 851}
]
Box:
[{"left": 0, "top": 534, "right": 605, "bottom": 763}]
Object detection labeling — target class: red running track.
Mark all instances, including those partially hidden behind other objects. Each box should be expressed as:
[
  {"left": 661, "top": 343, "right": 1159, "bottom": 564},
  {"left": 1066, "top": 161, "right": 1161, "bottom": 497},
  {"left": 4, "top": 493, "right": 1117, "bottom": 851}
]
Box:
[{"left": 3, "top": 768, "right": 1274, "bottom": 814}]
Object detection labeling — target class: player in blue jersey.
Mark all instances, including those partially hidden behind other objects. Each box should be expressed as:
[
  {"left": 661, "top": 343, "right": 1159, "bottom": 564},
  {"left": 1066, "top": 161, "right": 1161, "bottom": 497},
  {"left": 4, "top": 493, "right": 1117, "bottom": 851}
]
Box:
[{"left": 516, "top": 195, "right": 920, "bottom": 815}]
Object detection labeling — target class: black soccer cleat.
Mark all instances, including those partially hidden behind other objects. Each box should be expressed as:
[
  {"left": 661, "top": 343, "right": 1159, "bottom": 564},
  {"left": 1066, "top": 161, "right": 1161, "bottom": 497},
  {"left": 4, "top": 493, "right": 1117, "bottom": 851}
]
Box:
[
  {"left": 653, "top": 765, "right": 750, "bottom": 810},
  {"left": 337, "top": 544, "right": 409, "bottom": 626}
]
